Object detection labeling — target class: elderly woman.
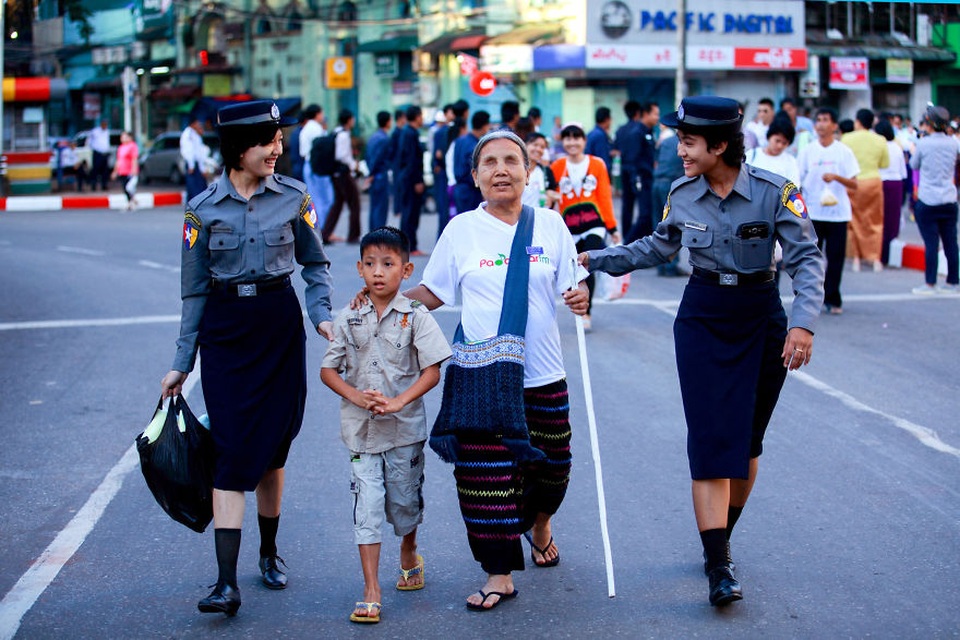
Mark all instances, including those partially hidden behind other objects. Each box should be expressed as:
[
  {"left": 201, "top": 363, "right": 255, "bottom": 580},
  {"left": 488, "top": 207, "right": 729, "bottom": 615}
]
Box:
[
  {"left": 161, "top": 100, "right": 334, "bottom": 616},
  {"left": 579, "top": 96, "right": 823, "bottom": 607},
  {"left": 400, "top": 130, "right": 588, "bottom": 610}
]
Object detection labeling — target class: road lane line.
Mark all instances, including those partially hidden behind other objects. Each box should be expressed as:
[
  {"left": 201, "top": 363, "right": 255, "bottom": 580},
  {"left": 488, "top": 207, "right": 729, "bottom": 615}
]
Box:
[
  {"left": 0, "top": 375, "right": 201, "bottom": 640},
  {"left": 0, "top": 316, "right": 180, "bottom": 331},
  {"left": 791, "top": 371, "right": 960, "bottom": 459},
  {"left": 138, "top": 260, "right": 180, "bottom": 273},
  {"left": 55, "top": 246, "right": 105, "bottom": 256}
]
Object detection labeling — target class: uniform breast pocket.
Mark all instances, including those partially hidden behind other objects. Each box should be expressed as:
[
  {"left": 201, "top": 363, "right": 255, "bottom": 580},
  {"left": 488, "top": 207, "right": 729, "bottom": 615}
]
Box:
[
  {"left": 733, "top": 221, "right": 773, "bottom": 270},
  {"left": 680, "top": 227, "right": 713, "bottom": 250},
  {"left": 263, "top": 224, "right": 294, "bottom": 274},
  {"left": 208, "top": 229, "right": 242, "bottom": 276}
]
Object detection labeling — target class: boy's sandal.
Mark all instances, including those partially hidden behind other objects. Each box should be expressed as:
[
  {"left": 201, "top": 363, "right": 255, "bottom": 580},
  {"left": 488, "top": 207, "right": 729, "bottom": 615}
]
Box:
[
  {"left": 396, "top": 553, "right": 425, "bottom": 591},
  {"left": 349, "top": 601, "right": 381, "bottom": 624}
]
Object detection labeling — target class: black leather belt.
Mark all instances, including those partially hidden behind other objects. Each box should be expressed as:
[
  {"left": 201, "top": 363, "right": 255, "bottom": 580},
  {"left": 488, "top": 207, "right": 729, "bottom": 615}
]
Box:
[
  {"left": 211, "top": 276, "right": 291, "bottom": 297},
  {"left": 692, "top": 267, "right": 774, "bottom": 286}
]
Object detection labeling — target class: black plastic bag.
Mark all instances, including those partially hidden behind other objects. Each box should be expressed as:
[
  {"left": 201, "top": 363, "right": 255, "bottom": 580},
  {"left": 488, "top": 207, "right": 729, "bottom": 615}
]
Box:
[{"left": 136, "top": 395, "right": 215, "bottom": 533}]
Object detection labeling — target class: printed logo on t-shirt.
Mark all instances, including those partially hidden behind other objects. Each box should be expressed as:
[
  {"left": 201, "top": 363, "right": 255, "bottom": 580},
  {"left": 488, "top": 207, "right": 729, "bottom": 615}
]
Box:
[{"left": 479, "top": 252, "right": 551, "bottom": 268}]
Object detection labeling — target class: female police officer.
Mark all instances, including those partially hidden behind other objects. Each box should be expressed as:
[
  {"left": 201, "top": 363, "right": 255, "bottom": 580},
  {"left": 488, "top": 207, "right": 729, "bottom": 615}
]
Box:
[
  {"left": 161, "top": 100, "right": 334, "bottom": 615},
  {"left": 578, "top": 96, "right": 823, "bottom": 607}
]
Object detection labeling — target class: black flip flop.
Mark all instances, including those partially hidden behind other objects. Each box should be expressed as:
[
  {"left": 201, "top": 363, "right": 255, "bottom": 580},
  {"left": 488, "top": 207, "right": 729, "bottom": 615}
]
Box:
[
  {"left": 523, "top": 531, "right": 561, "bottom": 568},
  {"left": 465, "top": 589, "right": 519, "bottom": 611}
]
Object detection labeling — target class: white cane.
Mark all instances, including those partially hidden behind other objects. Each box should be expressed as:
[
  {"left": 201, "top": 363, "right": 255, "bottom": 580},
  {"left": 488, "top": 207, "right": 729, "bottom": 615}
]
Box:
[{"left": 571, "top": 258, "right": 616, "bottom": 598}]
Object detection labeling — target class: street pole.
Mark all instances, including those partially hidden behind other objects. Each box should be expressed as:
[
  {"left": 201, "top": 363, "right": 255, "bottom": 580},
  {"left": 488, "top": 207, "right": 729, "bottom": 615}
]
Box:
[
  {"left": 122, "top": 66, "right": 134, "bottom": 133},
  {"left": 1, "top": 0, "right": 6, "bottom": 194},
  {"left": 675, "top": 0, "right": 687, "bottom": 106}
]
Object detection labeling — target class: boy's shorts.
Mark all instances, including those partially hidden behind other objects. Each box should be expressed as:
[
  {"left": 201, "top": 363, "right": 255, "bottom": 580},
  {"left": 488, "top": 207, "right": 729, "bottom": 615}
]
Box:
[{"left": 350, "top": 442, "right": 425, "bottom": 545}]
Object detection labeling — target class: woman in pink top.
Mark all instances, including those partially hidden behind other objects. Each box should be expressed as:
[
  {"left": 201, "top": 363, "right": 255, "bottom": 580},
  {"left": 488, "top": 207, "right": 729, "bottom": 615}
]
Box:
[{"left": 111, "top": 131, "right": 139, "bottom": 209}]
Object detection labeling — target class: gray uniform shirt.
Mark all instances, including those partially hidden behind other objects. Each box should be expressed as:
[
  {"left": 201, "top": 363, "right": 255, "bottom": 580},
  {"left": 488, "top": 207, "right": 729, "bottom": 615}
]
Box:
[
  {"left": 322, "top": 294, "right": 452, "bottom": 454},
  {"left": 909, "top": 132, "right": 959, "bottom": 206},
  {"left": 173, "top": 172, "right": 333, "bottom": 372},
  {"left": 587, "top": 164, "right": 824, "bottom": 333}
]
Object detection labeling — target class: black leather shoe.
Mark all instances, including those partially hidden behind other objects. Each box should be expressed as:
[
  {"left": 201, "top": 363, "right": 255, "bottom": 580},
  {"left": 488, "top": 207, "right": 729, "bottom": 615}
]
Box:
[
  {"left": 198, "top": 583, "right": 241, "bottom": 616},
  {"left": 259, "top": 555, "right": 288, "bottom": 590},
  {"left": 707, "top": 566, "right": 743, "bottom": 607},
  {"left": 702, "top": 541, "right": 736, "bottom": 575}
]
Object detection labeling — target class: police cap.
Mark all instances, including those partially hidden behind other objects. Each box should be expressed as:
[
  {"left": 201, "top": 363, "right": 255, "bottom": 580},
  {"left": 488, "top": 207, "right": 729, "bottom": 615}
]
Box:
[
  {"left": 661, "top": 96, "right": 742, "bottom": 129},
  {"left": 216, "top": 100, "right": 297, "bottom": 128}
]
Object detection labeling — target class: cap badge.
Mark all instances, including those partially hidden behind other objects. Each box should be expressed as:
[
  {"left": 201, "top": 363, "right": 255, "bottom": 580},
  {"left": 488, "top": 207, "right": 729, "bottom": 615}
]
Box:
[
  {"left": 677, "top": 105, "right": 685, "bottom": 121},
  {"left": 270, "top": 104, "right": 280, "bottom": 120}
]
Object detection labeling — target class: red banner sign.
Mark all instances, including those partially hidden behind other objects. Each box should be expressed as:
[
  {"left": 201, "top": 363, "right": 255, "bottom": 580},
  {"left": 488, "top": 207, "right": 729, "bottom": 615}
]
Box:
[
  {"left": 734, "top": 48, "right": 807, "bottom": 70},
  {"left": 829, "top": 57, "right": 869, "bottom": 90}
]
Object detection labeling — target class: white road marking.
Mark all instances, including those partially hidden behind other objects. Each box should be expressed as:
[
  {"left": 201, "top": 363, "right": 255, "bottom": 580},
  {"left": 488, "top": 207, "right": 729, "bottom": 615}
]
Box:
[
  {"left": 55, "top": 246, "right": 105, "bottom": 257},
  {"left": 0, "top": 375, "right": 201, "bottom": 640},
  {"left": 0, "top": 316, "right": 180, "bottom": 331},
  {"left": 138, "top": 260, "right": 180, "bottom": 273}
]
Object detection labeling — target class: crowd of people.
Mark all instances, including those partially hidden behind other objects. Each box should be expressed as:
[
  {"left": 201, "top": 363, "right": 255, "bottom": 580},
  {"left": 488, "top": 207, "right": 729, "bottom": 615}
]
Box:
[{"left": 156, "top": 90, "right": 958, "bottom": 624}]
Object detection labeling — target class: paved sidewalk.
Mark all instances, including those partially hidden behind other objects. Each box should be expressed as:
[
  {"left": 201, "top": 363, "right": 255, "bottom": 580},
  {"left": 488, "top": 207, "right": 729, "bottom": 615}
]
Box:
[{"left": 0, "top": 184, "right": 184, "bottom": 211}]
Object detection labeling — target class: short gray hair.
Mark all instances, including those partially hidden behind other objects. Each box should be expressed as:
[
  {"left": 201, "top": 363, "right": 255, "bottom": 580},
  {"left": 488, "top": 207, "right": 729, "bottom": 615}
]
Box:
[{"left": 471, "top": 129, "right": 530, "bottom": 171}]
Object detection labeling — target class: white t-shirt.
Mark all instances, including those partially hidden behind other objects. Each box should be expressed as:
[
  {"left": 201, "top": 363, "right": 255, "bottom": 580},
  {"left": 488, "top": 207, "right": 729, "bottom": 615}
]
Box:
[
  {"left": 522, "top": 165, "right": 547, "bottom": 208},
  {"left": 797, "top": 140, "right": 861, "bottom": 223},
  {"left": 746, "top": 147, "right": 801, "bottom": 185},
  {"left": 878, "top": 140, "right": 907, "bottom": 182},
  {"left": 421, "top": 206, "right": 586, "bottom": 388}
]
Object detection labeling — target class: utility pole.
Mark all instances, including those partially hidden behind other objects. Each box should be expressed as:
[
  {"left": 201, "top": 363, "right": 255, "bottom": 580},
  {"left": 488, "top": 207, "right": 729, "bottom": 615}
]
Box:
[
  {"left": 675, "top": 0, "right": 687, "bottom": 105},
  {"left": 1, "top": 0, "right": 6, "bottom": 190}
]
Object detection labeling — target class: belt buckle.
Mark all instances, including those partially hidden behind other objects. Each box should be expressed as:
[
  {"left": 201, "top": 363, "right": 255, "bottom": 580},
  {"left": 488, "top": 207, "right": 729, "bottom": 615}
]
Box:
[
  {"left": 237, "top": 283, "right": 257, "bottom": 297},
  {"left": 719, "top": 273, "right": 738, "bottom": 286}
]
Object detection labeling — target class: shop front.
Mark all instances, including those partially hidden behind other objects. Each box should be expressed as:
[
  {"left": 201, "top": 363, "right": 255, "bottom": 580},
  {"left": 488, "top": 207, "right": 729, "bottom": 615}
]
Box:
[{"left": 2, "top": 77, "right": 68, "bottom": 195}]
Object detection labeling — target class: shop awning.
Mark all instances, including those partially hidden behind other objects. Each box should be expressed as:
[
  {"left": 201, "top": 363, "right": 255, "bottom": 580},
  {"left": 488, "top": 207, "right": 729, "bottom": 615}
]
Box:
[
  {"left": 357, "top": 33, "right": 418, "bottom": 53},
  {"left": 808, "top": 44, "right": 955, "bottom": 63},
  {"left": 83, "top": 76, "right": 121, "bottom": 91},
  {"left": 149, "top": 85, "right": 202, "bottom": 101},
  {"left": 485, "top": 25, "right": 564, "bottom": 46},
  {"left": 419, "top": 29, "right": 486, "bottom": 54}
]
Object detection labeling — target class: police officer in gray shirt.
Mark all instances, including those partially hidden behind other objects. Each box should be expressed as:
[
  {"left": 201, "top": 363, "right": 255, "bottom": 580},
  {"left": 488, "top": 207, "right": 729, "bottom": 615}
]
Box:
[
  {"left": 579, "top": 96, "right": 824, "bottom": 609},
  {"left": 161, "top": 100, "right": 334, "bottom": 616}
]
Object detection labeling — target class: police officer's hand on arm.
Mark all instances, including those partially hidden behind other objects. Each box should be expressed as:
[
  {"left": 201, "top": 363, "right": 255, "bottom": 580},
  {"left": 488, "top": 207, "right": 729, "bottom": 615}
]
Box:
[
  {"left": 577, "top": 252, "right": 591, "bottom": 269},
  {"left": 781, "top": 327, "right": 813, "bottom": 371},
  {"left": 316, "top": 321, "right": 334, "bottom": 341},
  {"left": 161, "top": 370, "right": 188, "bottom": 398}
]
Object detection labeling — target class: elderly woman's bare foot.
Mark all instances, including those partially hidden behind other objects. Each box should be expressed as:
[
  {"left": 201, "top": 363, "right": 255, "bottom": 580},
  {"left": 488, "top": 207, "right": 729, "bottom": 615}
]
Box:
[
  {"left": 528, "top": 515, "right": 560, "bottom": 566},
  {"left": 465, "top": 574, "right": 516, "bottom": 610}
]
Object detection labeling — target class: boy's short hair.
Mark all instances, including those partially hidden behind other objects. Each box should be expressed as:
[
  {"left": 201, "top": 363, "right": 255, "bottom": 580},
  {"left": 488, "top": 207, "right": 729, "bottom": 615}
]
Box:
[{"left": 361, "top": 226, "right": 410, "bottom": 261}]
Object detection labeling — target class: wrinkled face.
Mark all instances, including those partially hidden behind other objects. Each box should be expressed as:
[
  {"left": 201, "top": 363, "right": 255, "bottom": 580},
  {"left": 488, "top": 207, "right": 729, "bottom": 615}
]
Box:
[
  {"left": 766, "top": 133, "right": 790, "bottom": 157},
  {"left": 814, "top": 113, "right": 836, "bottom": 140},
  {"left": 240, "top": 129, "right": 283, "bottom": 178},
  {"left": 676, "top": 130, "right": 723, "bottom": 177},
  {"left": 526, "top": 136, "right": 547, "bottom": 166},
  {"left": 357, "top": 245, "right": 412, "bottom": 304},
  {"left": 473, "top": 138, "right": 528, "bottom": 205}
]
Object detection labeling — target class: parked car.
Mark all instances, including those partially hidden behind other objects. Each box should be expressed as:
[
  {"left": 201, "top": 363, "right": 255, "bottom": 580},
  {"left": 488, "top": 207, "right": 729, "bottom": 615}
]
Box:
[{"left": 139, "top": 131, "right": 222, "bottom": 184}]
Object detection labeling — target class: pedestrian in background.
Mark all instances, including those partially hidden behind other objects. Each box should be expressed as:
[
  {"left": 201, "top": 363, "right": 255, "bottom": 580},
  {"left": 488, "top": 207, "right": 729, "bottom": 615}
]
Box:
[
  {"left": 299, "top": 104, "right": 334, "bottom": 229},
  {"left": 744, "top": 97, "right": 775, "bottom": 150},
  {"left": 551, "top": 122, "right": 619, "bottom": 331},
  {"left": 614, "top": 101, "right": 643, "bottom": 241},
  {"left": 842, "top": 108, "right": 890, "bottom": 272},
  {"left": 181, "top": 114, "right": 210, "bottom": 202},
  {"left": 432, "top": 107, "right": 453, "bottom": 239},
  {"left": 365, "top": 110, "right": 393, "bottom": 232},
  {"left": 651, "top": 130, "right": 685, "bottom": 277},
  {"left": 798, "top": 107, "right": 860, "bottom": 315},
  {"left": 287, "top": 111, "right": 306, "bottom": 182},
  {"left": 453, "top": 110, "right": 491, "bottom": 214},
  {"left": 389, "top": 109, "right": 408, "bottom": 216},
  {"left": 909, "top": 105, "right": 960, "bottom": 295},
  {"left": 521, "top": 131, "right": 559, "bottom": 210},
  {"left": 499, "top": 100, "right": 520, "bottom": 132},
  {"left": 161, "top": 100, "right": 334, "bottom": 617},
  {"left": 322, "top": 226, "right": 451, "bottom": 624},
  {"left": 88, "top": 119, "right": 111, "bottom": 191},
  {"left": 320, "top": 109, "right": 361, "bottom": 245},
  {"left": 626, "top": 101, "right": 660, "bottom": 242},
  {"left": 396, "top": 106, "right": 426, "bottom": 255},
  {"left": 745, "top": 115, "right": 800, "bottom": 184},
  {"left": 580, "top": 96, "right": 824, "bottom": 609},
  {"left": 875, "top": 119, "right": 907, "bottom": 266},
  {"left": 110, "top": 131, "right": 139, "bottom": 210},
  {"left": 585, "top": 107, "right": 613, "bottom": 171}
]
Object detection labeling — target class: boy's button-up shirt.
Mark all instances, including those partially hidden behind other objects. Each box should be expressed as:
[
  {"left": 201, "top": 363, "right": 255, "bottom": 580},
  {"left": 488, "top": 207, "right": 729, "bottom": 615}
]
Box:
[{"left": 323, "top": 294, "right": 451, "bottom": 454}]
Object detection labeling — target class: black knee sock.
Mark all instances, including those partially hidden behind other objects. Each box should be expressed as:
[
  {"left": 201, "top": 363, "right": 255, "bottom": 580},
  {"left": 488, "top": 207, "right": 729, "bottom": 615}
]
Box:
[
  {"left": 700, "top": 528, "right": 729, "bottom": 572},
  {"left": 214, "top": 528, "right": 241, "bottom": 588},
  {"left": 726, "top": 506, "right": 744, "bottom": 540},
  {"left": 258, "top": 513, "right": 280, "bottom": 558}
]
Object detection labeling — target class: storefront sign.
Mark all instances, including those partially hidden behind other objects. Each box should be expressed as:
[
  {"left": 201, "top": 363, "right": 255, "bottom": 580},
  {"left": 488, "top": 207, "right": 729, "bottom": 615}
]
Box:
[
  {"left": 470, "top": 72, "right": 497, "bottom": 97},
  {"left": 799, "top": 55, "right": 821, "bottom": 98},
  {"left": 586, "top": 44, "right": 806, "bottom": 71},
  {"left": 480, "top": 45, "right": 533, "bottom": 74},
  {"left": 589, "top": 0, "right": 805, "bottom": 49},
  {"left": 533, "top": 45, "right": 586, "bottom": 71},
  {"left": 82, "top": 93, "right": 101, "bottom": 120},
  {"left": 829, "top": 57, "right": 869, "bottom": 90},
  {"left": 374, "top": 54, "right": 398, "bottom": 78},
  {"left": 886, "top": 58, "right": 913, "bottom": 84},
  {"left": 325, "top": 57, "right": 355, "bottom": 90}
]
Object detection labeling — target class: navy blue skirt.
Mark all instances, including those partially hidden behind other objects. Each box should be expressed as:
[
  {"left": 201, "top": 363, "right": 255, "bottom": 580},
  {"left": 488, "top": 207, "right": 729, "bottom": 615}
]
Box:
[
  {"left": 673, "top": 277, "right": 787, "bottom": 480},
  {"left": 199, "top": 284, "right": 306, "bottom": 491}
]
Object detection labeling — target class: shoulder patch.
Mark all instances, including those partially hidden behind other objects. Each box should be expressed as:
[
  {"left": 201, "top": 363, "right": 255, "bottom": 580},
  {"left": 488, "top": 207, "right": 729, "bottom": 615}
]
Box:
[
  {"left": 299, "top": 194, "right": 318, "bottom": 229},
  {"left": 662, "top": 194, "right": 671, "bottom": 221},
  {"left": 183, "top": 211, "right": 201, "bottom": 250},
  {"left": 781, "top": 183, "right": 808, "bottom": 218}
]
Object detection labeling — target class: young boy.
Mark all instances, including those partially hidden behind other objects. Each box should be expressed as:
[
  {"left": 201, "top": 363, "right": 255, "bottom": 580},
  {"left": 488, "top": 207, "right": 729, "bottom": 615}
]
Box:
[{"left": 321, "top": 227, "right": 451, "bottom": 624}]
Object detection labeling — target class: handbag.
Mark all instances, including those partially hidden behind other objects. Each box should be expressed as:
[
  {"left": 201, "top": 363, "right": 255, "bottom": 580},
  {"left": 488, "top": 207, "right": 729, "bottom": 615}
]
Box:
[
  {"left": 429, "top": 205, "right": 545, "bottom": 464},
  {"left": 136, "top": 395, "right": 215, "bottom": 533}
]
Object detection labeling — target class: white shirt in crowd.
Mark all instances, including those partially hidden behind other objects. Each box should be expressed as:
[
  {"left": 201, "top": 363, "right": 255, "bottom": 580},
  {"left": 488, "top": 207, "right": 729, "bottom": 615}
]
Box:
[
  {"left": 299, "top": 119, "right": 325, "bottom": 161},
  {"left": 179, "top": 126, "right": 208, "bottom": 172},
  {"left": 746, "top": 147, "right": 801, "bottom": 185},
  {"left": 333, "top": 126, "right": 357, "bottom": 172},
  {"left": 88, "top": 126, "right": 111, "bottom": 154},
  {"left": 797, "top": 139, "right": 861, "bottom": 223},
  {"left": 878, "top": 140, "right": 908, "bottom": 182},
  {"left": 420, "top": 206, "right": 585, "bottom": 388}
]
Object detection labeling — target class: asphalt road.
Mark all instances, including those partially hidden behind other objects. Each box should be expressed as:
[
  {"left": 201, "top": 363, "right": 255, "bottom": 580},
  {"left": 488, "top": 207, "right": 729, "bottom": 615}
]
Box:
[{"left": 1, "top": 205, "right": 958, "bottom": 639}]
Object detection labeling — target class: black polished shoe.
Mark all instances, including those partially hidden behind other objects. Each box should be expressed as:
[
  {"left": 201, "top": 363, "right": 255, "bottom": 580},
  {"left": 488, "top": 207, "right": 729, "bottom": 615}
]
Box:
[
  {"left": 702, "top": 541, "right": 736, "bottom": 575},
  {"left": 259, "top": 555, "right": 288, "bottom": 590},
  {"left": 707, "top": 566, "right": 743, "bottom": 607},
  {"left": 198, "top": 582, "right": 241, "bottom": 616}
]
